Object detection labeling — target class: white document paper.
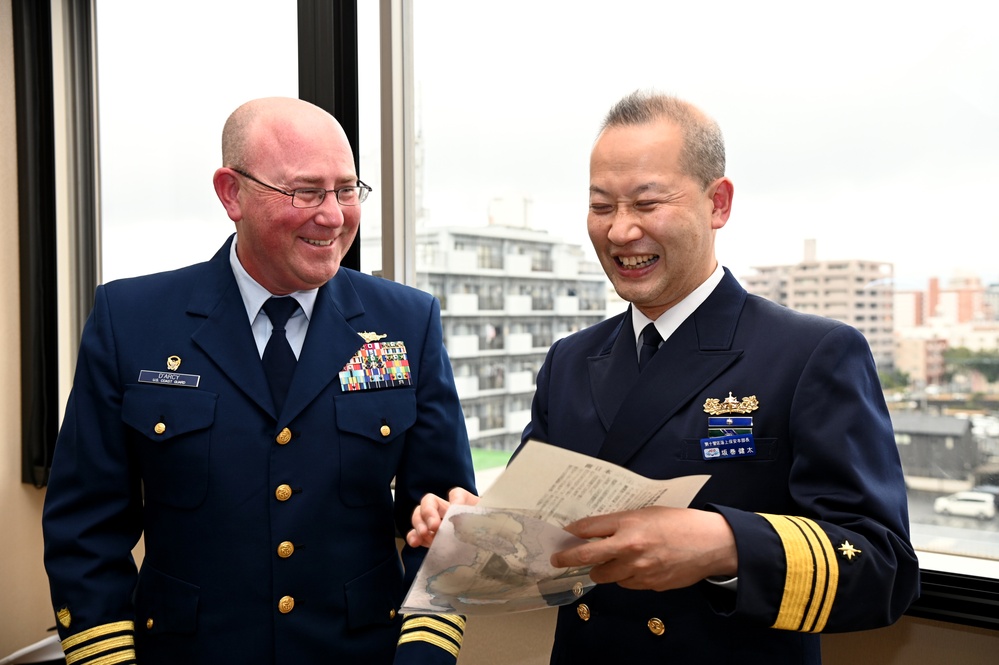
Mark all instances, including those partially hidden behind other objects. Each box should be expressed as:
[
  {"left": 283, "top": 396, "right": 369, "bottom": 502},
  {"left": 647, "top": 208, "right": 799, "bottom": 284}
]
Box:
[{"left": 400, "top": 440, "right": 710, "bottom": 615}]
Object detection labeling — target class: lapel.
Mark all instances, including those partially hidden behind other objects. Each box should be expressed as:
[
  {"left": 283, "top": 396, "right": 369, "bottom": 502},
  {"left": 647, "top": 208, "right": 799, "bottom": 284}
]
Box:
[
  {"left": 189, "top": 237, "right": 274, "bottom": 415},
  {"left": 188, "top": 238, "right": 367, "bottom": 423},
  {"left": 280, "top": 269, "right": 366, "bottom": 423},
  {"left": 588, "top": 314, "right": 638, "bottom": 435},
  {"left": 594, "top": 270, "right": 747, "bottom": 466}
]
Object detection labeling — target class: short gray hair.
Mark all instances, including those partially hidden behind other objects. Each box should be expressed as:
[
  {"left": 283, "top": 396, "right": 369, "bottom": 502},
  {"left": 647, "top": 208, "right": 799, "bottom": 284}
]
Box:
[{"left": 600, "top": 90, "right": 726, "bottom": 190}]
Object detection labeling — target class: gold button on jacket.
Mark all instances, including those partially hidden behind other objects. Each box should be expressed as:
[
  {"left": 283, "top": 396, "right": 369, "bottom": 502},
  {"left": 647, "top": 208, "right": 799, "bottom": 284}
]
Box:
[
  {"left": 648, "top": 617, "right": 665, "bottom": 636},
  {"left": 275, "top": 484, "right": 293, "bottom": 501},
  {"left": 277, "top": 541, "right": 295, "bottom": 558},
  {"left": 275, "top": 428, "right": 292, "bottom": 445},
  {"left": 278, "top": 596, "right": 295, "bottom": 614},
  {"left": 576, "top": 604, "right": 591, "bottom": 621},
  {"left": 153, "top": 422, "right": 166, "bottom": 435}
]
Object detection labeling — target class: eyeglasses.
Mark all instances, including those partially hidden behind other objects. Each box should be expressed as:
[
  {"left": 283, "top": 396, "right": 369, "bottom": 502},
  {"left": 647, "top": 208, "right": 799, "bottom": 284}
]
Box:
[{"left": 231, "top": 168, "right": 372, "bottom": 207}]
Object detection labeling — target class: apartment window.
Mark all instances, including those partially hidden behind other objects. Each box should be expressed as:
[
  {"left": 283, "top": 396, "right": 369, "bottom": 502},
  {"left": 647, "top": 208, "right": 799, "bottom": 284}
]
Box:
[{"left": 477, "top": 241, "right": 504, "bottom": 270}]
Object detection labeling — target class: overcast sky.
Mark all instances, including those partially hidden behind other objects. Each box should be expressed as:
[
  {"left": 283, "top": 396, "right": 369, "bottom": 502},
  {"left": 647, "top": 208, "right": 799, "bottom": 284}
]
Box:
[
  {"left": 407, "top": 1, "right": 999, "bottom": 289},
  {"left": 97, "top": 0, "right": 998, "bottom": 290}
]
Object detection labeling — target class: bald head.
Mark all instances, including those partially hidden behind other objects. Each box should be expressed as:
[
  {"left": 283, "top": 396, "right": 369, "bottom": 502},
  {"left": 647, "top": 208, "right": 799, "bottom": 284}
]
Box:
[
  {"left": 213, "top": 96, "right": 361, "bottom": 294},
  {"left": 221, "top": 97, "right": 349, "bottom": 171}
]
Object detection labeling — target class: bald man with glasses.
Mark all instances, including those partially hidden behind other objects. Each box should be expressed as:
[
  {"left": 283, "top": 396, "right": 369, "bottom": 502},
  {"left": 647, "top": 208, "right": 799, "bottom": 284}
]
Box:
[{"left": 43, "top": 97, "right": 474, "bottom": 665}]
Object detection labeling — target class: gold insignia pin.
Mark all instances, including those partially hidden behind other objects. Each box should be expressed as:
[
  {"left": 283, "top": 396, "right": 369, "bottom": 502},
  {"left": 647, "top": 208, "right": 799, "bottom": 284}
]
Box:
[
  {"left": 358, "top": 331, "right": 387, "bottom": 343},
  {"left": 57, "top": 607, "right": 72, "bottom": 628},
  {"left": 703, "top": 391, "right": 759, "bottom": 415},
  {"left": 838, "top": 540, "right": 862, "bottom": 561},
  {"left": 166, "top": 355, "right": 181, "bottom": 371}
]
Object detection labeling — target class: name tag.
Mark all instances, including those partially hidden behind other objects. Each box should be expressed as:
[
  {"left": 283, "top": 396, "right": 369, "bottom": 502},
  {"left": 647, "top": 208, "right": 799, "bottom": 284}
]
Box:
[
  {"left": 700, "top": 433, "right": 756, "bottom": 460},
  {"left": 138, "top": 370, "right": 201, "bottom": 388}
]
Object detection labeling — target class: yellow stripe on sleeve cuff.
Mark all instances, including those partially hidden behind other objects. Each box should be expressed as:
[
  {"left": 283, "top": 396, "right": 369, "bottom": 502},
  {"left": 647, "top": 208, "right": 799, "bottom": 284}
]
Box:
[
  {"left": 758, "top": 513, "right": 838, "bottom": 633},
  {"left": 398, "top": 613, "right": 465, "bottom": 657},
  {"left": 61, "top": 620, "right": 136, "bottom": 665}
]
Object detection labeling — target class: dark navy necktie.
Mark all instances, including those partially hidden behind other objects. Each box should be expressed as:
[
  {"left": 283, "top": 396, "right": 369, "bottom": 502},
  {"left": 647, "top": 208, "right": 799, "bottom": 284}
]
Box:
[
  {"left": 262, "top": 297, "right": 300, "bottom": 413},
  {"left": 639, "top": 322, "right": 662, "bottom": 371}
]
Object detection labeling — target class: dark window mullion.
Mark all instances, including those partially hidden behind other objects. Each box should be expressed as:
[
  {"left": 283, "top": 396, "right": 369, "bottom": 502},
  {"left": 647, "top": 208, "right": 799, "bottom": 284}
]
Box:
[
  {"left": 13, "top": 0, "right": 59, "bottom": 487},
  {"left": 297, "top": 0, "right": 360, "bottom": 271}
]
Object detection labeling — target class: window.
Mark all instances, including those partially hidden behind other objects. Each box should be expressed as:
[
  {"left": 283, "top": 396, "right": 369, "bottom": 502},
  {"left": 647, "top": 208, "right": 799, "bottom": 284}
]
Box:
[
  {"left": 40, "top": 0, "right": 995, "bottom": 631},
  {"left": 403, "top": 0, "right": 999, "bottom": 627},
  {"left": 95, "top": 0, "right": 298, "bottom": 282}
]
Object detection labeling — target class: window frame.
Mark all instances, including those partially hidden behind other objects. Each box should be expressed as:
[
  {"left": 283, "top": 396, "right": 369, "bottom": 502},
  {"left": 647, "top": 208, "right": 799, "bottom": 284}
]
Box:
[{"left": 908, "top": 570, "right": 999, "bottom": 631}]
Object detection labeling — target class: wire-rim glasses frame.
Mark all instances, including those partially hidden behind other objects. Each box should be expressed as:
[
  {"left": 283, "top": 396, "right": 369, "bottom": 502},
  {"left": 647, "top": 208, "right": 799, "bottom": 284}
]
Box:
[{"left": 231, "top": 168, "right": 372, "bottom": 207}]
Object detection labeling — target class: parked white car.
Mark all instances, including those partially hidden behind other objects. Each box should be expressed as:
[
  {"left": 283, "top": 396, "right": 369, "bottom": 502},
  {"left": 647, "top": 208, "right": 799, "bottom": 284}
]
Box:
[{"left": 933, "top": 491, "right": 997, "bottom": 520}]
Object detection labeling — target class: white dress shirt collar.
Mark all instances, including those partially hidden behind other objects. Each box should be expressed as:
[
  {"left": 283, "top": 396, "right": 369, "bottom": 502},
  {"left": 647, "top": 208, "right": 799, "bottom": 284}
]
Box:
[
  {"left": 229, "top": 235, "right": 318, "bottom": 324},
  {"left": 631, "top": 263, "right": 725, "bottom": 348}
]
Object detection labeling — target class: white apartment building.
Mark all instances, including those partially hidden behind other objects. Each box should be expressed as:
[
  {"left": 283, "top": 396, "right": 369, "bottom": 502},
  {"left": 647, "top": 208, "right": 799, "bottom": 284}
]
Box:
[
  {"left": 414, "top": 225, "right": 609, "bottom": 451},
  {"left": 740, "top": 241, "right": 895, "bottom": 368}
]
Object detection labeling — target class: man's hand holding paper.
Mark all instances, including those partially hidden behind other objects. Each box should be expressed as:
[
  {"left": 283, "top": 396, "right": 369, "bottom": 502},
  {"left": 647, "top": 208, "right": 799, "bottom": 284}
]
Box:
[
  {"left": 551, "top": 505, "right": 738, "bottom": 592},
  {"left": 407, "top": 486, "right": 480, "bottom": 549},
  {"left": 402, "top": 441, "right": 710, "bottom": 614}
]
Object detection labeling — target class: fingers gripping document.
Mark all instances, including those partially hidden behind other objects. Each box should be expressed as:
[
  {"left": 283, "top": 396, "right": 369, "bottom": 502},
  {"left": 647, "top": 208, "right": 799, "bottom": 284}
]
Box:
[{"left": 401, "top": 440, "right": 709, "bottom": 615}]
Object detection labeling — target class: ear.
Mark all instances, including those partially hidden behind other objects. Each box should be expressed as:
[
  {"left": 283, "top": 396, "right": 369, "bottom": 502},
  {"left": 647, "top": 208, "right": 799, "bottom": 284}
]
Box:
[
  {"left": 708, "top": 177, "right": 734, "bottom": 229},
  {"left": 213, "top": 168, "right": 243, "bottom": 222}
]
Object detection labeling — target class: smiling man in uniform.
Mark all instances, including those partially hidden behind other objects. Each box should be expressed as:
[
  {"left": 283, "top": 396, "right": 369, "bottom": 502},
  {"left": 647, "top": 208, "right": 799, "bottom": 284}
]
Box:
[
  {"left": 409, "top": 90, "right": 919, "bottom": 664},
  {"left": 43, "top": 96, "right": 474, "bottom": 664}
]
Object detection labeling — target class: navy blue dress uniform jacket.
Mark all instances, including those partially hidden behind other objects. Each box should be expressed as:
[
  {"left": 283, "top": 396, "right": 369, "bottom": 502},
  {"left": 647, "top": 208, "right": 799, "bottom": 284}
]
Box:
[
  {"left": 522, "top": 268, "right": 919, "bottom": 665},
  {"left": 42, "top": 236, "right": 475, "bottom": 664}
]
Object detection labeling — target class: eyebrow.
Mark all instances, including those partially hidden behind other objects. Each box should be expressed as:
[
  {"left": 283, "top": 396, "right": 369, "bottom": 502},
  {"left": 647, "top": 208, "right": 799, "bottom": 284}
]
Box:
[
  {"left": 589, "top": 182, "right": 665, "bottom": 197},
  {"left": 287, "top": 173, "right": 359, "bottom": 188}
]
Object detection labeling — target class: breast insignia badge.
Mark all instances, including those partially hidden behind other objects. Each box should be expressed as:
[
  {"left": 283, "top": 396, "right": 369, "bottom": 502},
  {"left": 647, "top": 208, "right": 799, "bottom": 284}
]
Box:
[
  {"left": 700, "top": 392, "right": 759, "bottom": 461},
  {"left": 166, "top": 355, "right": 181, "bottom": 370},
  {"left": 703, "top": 391, "right": 759, "bottom": 415},
  {"left": 358, "top": 331, "right": 387, "bottom": 343}
]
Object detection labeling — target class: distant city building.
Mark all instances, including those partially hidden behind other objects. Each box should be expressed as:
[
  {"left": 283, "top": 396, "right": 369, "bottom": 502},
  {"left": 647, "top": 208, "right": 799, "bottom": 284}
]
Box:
[
  {"left": 894, "top": 275, "right": 999, "bottom": 390},
  {"left": 369, "top": 133, "right": 612, "bottom": 452},
  {"left": 891, "top": 411, "right": 979, "bottom": 492},
  {"left": 740, "top": 239, "right": 894, "bottom": 369},
  {"left": 895, "top": 335, "right": 948, "bottom": 387},
  {"left": 985, "top": 283, "right": 999, "bottom": 322},
  {"left": 414, "top": 223, "right": 608, "bottom": 451},
  {"left": 894, "top": 290, "right": 925, "bottom": 328},
  {"left": 928, "top": 274, "right": 989, "bottom": 324}
]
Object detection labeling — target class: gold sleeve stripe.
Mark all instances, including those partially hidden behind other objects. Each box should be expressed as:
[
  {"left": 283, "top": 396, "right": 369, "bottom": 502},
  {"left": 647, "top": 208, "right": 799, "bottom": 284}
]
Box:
[
  {"left": 758, "top": 513, "right": 838, "bottom": 633},
  {"left": 64, "top": 635, "right": 135, "bottom": 665},
  {"left": 763, "top": 513, "right": 814, "bottom": 630},
  {"left": 402, "top": 612, "right": 466, "bottom": 631},
  {"left": 787, "top": 515, "right": 838, "bottom": 632},
  {"left": 61, "top": 621, "right": 134, "bottom": 650},
  {"left": 397, "top": 630, "right": 461, "bottom": 658},
  {"left": 399, "top": 616, "right": 464, "bottom": 645},
  {"left": 82, "top": 650, "right": 138, "bottom": 665},
  {"left": 436, "top": 613, "right": 466, "bottom": 631}
]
